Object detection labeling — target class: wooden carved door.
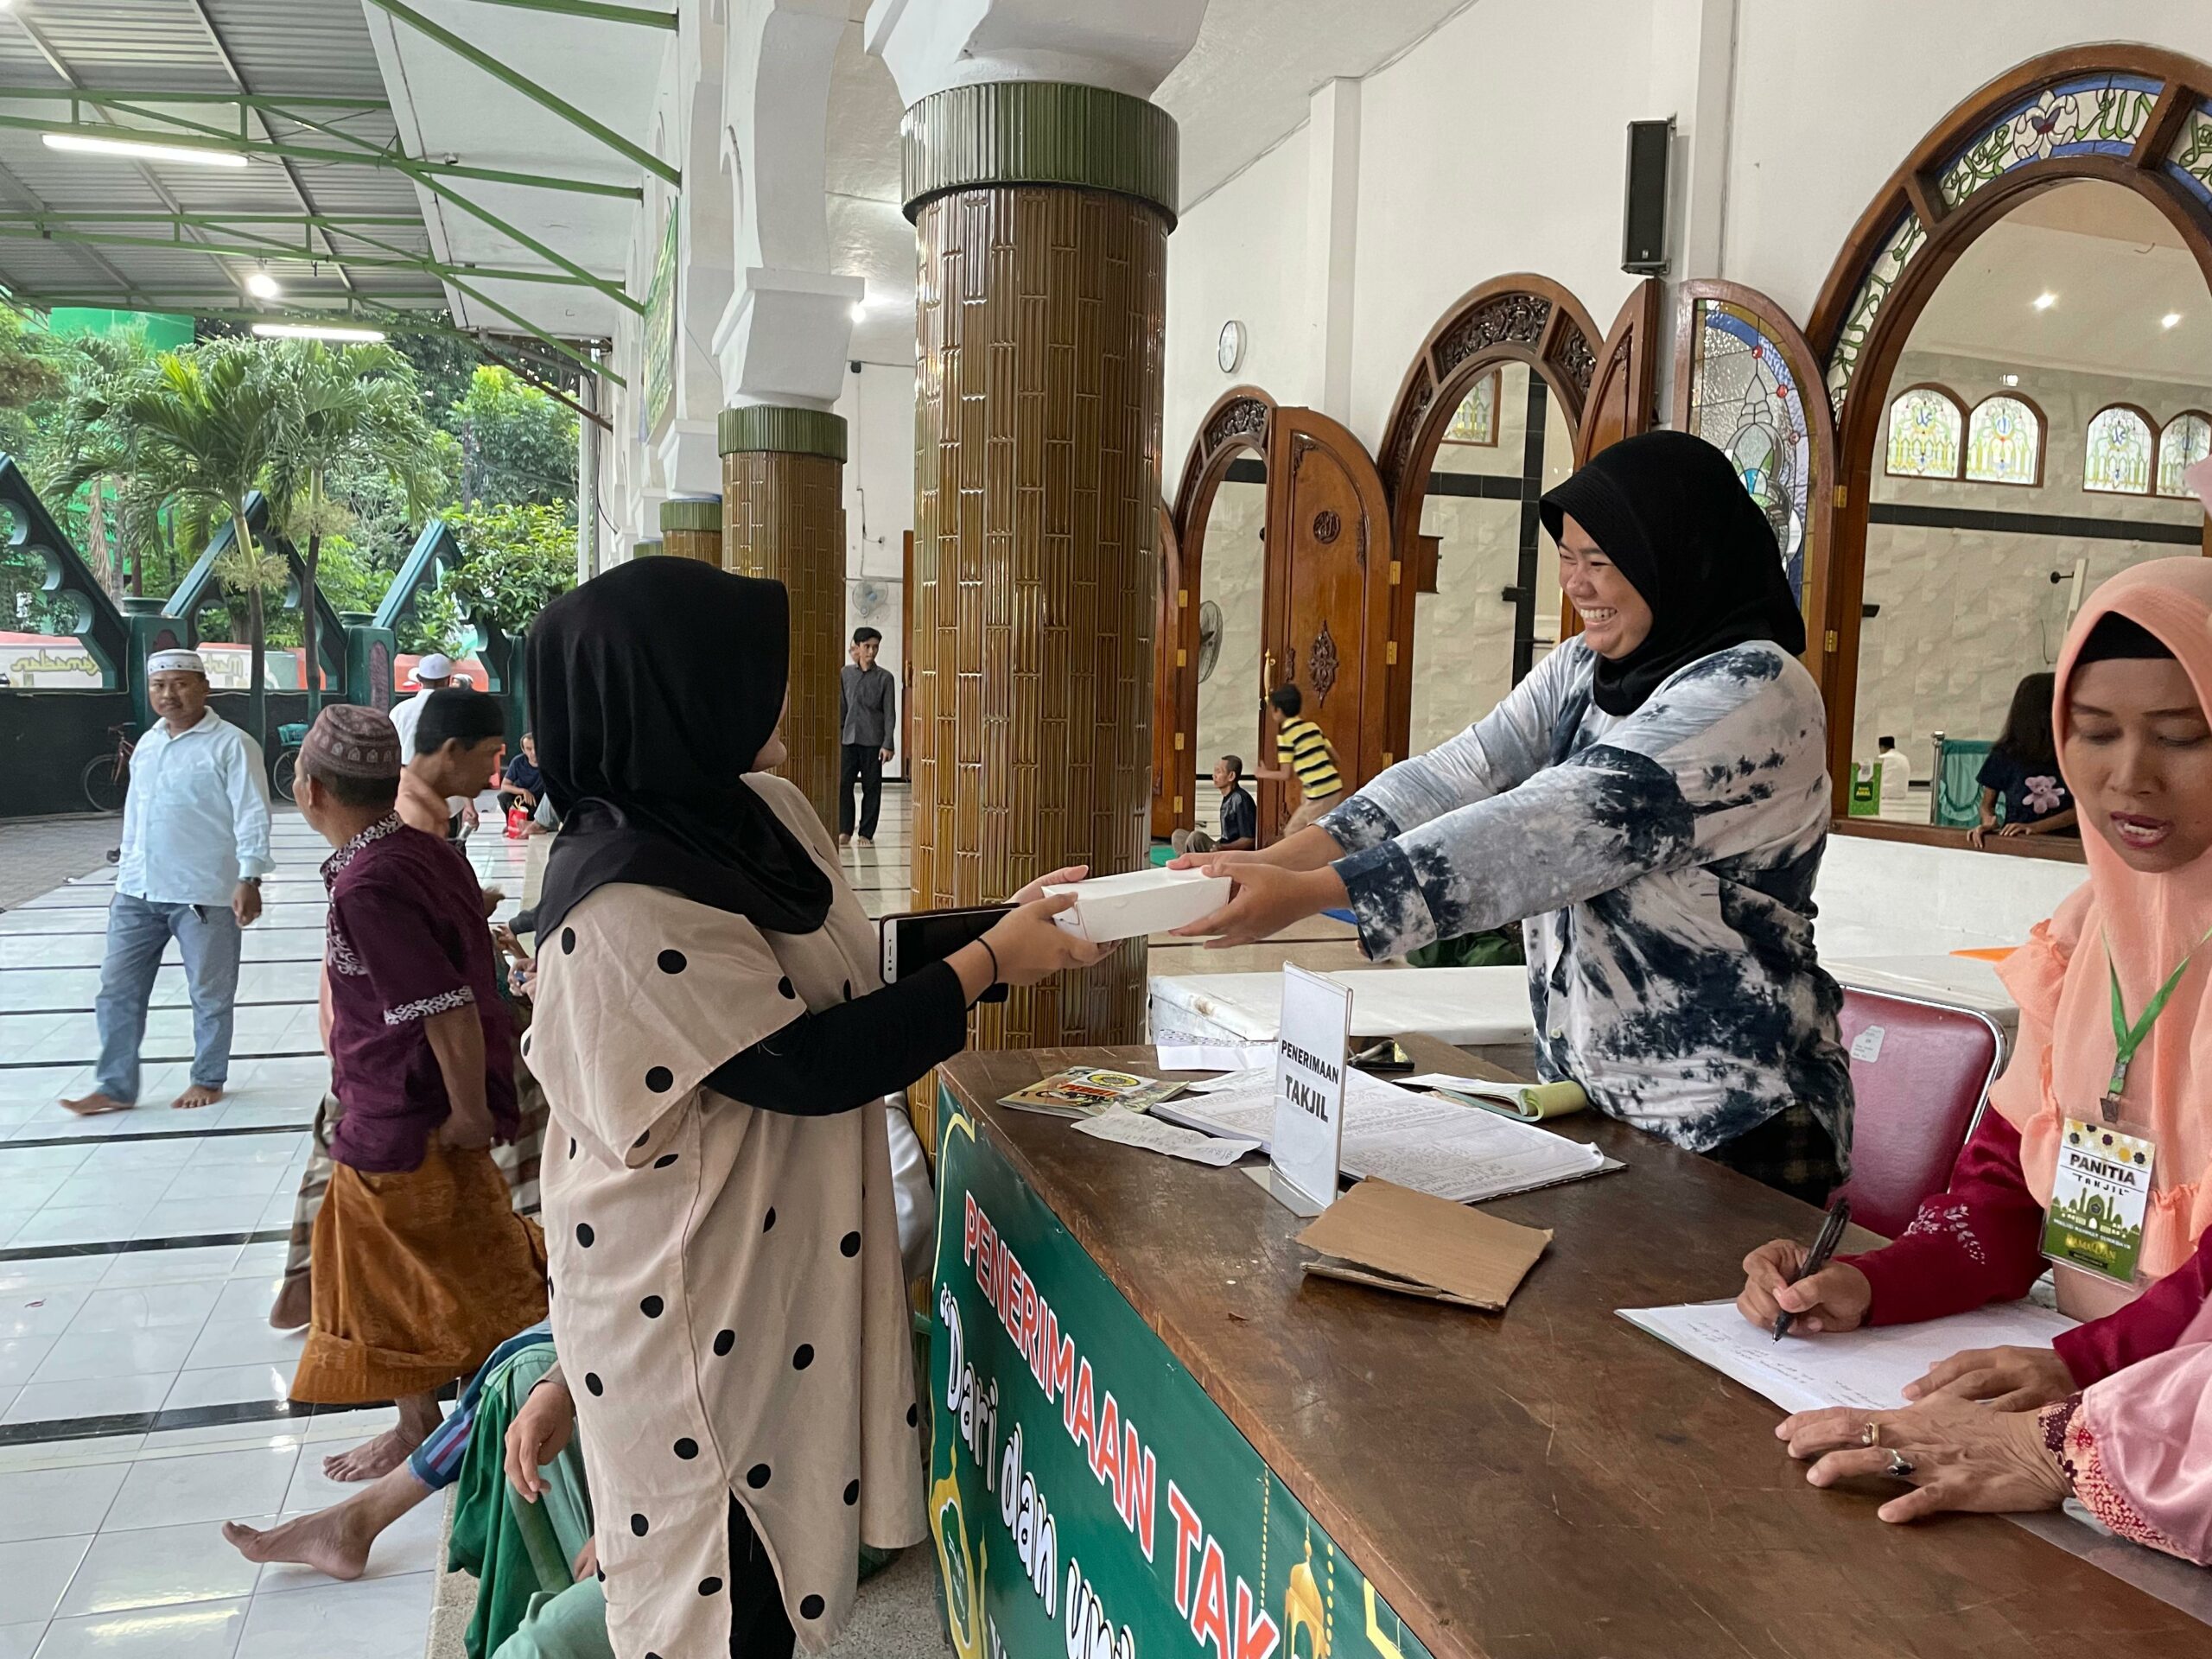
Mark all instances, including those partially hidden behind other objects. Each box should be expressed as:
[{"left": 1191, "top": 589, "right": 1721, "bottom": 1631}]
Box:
[
  {"left": 1561, "top": 278, "right": 1663, "bottom": 640},
  {"left": 1259, "top": 408, "right": 1394, "bottom": 841}
]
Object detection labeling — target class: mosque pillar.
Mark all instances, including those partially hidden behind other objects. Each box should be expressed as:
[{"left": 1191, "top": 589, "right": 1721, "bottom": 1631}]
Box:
[
  {"left": 658, "top": 496, "right": 721, "bottom": 563},
  {"left": 874, "top": 0, "right": 1200, "bottom": 1046},
  {"left": 720, "top": 405, "right": 847, "bottom": 834}
]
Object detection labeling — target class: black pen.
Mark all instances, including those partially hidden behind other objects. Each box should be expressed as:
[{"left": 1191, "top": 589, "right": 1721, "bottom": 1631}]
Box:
[{"left": 1772, "top": 1197, "right": 1851, "bottom": 1342}]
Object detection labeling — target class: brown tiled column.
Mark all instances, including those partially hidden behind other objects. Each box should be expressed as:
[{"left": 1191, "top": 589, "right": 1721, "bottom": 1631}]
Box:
[
  {"left": 904, "top": 82, "right": 1176, "bottom": 1047},
  {"left": 720, "top": 406, "right": 847, "bottom": 835},
  {"left": 659, "top": 497, "right": 721, "bottom": 563}
]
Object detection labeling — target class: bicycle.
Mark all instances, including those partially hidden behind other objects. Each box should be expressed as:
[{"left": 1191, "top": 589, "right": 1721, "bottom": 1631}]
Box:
[
  {"left": 270, "top": 721, "right": 309, "bottom": 804},
  {"left": 80, "top": 721, "right": 136, "bottom": 813}
]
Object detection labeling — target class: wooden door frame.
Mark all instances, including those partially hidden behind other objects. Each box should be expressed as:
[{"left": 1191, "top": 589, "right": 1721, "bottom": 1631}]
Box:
[
  {"left": 1161, "top": 387, "right": 1278, "bottom": 837},
  {"left": 1797, "top": 44, "right": 2212, "bottom": 815},
  {"left": 1374, "top": 275, "right": 1606, "bottom": 760}
]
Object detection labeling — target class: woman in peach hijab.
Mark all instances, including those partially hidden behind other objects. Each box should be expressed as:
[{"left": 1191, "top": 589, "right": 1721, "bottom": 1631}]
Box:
[{"left": 1738, "top": 557, "right": 2212, "bottom": 1408}]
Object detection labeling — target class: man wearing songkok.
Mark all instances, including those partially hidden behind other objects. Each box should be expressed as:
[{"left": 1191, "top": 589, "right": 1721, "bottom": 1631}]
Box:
[
  {"left": 286, "top": 703, "right": 547, "bottom": 1480},
  {"left": 390, "top": 651, "right": 478, "bottom": 832},
  {"left": 63, "top": 648, "right": 272, "bottom": 1116}
]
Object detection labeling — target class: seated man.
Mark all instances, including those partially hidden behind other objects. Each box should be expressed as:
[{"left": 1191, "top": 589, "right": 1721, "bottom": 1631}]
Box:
[
  {"left": 1173, "top": 754, "right": 1258, "bottom": 856},
  {"left": 285, "top": 704, "right": 547, "bottom": 1479},
  {"left": 500, "top": 731, "right": 545, "bottom": 814}
]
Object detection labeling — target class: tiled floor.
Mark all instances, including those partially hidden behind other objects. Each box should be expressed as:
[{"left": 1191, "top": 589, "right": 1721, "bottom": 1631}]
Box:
[
  {"left": 0, "top": 779, "right": 1346, "bottom": 1659},
  {"left": 0, "top": 802, "right": 528, "bottom": 1659}
]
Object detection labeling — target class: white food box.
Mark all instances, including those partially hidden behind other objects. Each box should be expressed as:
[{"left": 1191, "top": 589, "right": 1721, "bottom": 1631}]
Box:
[{"left": 1044, "top": 868, "right": 1232, "bottom": 944}]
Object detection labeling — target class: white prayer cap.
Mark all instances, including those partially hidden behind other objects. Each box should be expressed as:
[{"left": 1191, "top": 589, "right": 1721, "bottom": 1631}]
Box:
[
  {"left": 146, "top": 648, "right": 206, "bottom": 676},
  {"left": 416, "top": 652, "right": 454, "bottom": 679}
]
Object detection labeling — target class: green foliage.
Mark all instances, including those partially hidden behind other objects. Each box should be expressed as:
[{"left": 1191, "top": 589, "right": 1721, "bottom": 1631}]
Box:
[
  {"left": 449, "top": 365, "right": 577, "bottom": 508},
  {"left": 404, "top": 586, "right": 471, "bottom": 658},
  {"left": 441, "top": 501, "right": 575, "bottom": 632}
]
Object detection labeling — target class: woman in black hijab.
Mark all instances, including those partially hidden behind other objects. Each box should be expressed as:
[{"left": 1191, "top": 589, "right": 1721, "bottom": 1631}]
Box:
[
  {"left": 523, "top": 558, "right": 1103, "bottom": 1659},
  {"left": 1178, "top": 430, "right": 1853, "bottom": 1199}
]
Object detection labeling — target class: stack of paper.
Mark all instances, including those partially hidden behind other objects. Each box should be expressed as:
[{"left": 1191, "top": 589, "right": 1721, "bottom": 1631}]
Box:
[
  {"left": 1155, "top": 1067, "right": 1608, "bottom": 1205},
  {"left": 1618, "top": 1300, "right": 2077, "bottom": 1413}
]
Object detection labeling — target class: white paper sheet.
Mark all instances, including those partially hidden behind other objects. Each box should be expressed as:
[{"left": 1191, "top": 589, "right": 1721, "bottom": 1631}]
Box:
[
  {"left": 1405, "top": 1073, "right": 1525, "bottom": 1105},
  {"left": 1072, "top": 1106, "right": 1261, "bottom": 1167},
  {"left": 1156, "top": 1069, "right": 1605, "bottom": 1204},
  {"left": 1154, "top": 1044, "right": 1275, "bottom": 1073},
  {"left": 1618, "top": 1299, "right": 2078, "bottom": 1414}
]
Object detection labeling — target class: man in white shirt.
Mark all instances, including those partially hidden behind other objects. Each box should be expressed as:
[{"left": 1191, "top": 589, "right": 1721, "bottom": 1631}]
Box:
[
  {"left": 62, "top": 650, "right": 273, "bottom": 1116},
  {"left": 387, "top": 652, "right": 477, "bottom": 833}
]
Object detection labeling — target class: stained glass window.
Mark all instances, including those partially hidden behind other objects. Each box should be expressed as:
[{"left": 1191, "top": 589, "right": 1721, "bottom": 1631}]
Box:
[
  {"left": 1885, "top": 386, "right": 1962, "bottom": 478},
  {"left": 1442, "top": 371, "right": 1498, "bottom": 446},
  {"left": 2157, "top": 411, "right": 2212, "bottom": 498},
  {"left": 2084, "top": 405, "right": 2154, "bottom": 495},
  {"left": 1964, "top": 395, "right": 2042, "bottom": 486},
  {"left": 1688, "top": 299, "right": 1811, "bottom": 600}
]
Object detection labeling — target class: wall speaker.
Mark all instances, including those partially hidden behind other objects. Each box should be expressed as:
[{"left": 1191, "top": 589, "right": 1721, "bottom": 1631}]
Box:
[{"left": 1622, "top": 118, "right": 1674, "bottom": 276}]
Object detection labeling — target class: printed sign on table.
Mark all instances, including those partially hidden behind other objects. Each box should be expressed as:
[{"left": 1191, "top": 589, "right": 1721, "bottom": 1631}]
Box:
[
  {"left": 931, "top": 1094, "right": 1435, "bottom": 1659},
  {"left": 1271, "top": 964, "right": 1351, "bottom": 1211}
]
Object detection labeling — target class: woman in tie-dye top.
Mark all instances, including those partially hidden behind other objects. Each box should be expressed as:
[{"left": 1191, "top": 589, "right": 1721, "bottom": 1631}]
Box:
[{"left": 1179, "top": 432, "right": 1853, "bottom": 1201}]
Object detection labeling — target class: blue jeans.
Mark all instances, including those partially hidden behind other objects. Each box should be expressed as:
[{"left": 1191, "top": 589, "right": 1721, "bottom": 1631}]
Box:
[{"left": 93, "top": 892, "right": 242, "bottom": 1103}]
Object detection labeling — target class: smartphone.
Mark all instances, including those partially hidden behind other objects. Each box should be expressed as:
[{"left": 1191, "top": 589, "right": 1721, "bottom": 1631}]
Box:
[
  {"left": 1349, "top": 1038, "right": 1414, "bottom": 1074},
  {"left": 880, "top": 906, "right": 1016, "bottom": 1003}
]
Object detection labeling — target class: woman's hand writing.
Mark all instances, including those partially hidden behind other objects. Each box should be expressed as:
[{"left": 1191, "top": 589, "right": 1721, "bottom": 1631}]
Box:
[
  {"left": 1735, "top": 1239, "right": 1872, "bottom": 1335},
  {"left": 1902, "top": 1344, "right": 2075, "bottom": 1411},
  {"left": 504, "top": 1376, "right": 575, "bottom": 1502},
  {"left": 1171, "top": 860, "right": 1349, "bottom": 949},
  {"left": 1777, "top": 1394, "right": 2070, "bottom": 1523}
]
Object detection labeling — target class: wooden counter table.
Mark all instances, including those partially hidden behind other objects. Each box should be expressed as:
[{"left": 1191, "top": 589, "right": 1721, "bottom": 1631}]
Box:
[{"left": 923, "top": 1044, "right": 2212, "bottom": 1659}]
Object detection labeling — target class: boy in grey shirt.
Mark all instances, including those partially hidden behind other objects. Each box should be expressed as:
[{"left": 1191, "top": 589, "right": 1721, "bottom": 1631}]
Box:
[{"left": 838, "top": 626, "right": 896, "bottom": 846}]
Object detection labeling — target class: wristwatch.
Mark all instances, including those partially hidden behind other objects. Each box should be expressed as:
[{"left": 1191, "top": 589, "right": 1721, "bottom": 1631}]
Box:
[{"left": 242, "top": 877, "right": 262, "bottom": 887}]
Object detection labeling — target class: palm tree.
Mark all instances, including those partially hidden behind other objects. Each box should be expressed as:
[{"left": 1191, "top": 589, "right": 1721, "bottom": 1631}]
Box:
[
  {"left": 263, "top": 341, "right": 447, "bottom": 713},
  {"left": 99, "top": 344, "right": 287, "bottom": 739},
  {"left": 41, "top": 328, "right": 167, "bottom": 596}
]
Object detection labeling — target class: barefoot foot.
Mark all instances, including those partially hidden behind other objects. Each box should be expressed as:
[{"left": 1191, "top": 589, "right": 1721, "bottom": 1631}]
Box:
[
  {"left": 223, "top": 1510, "right": 373, "bottom": 1581},
  {"left": 269, "top": 1275, "right": 311, "bottom": 1332},
  {"left": 322, "top": 1425, "right": 425, "bottom": 1483},
  {"left": 59, "top": 1092, "right": 132, "bottom": 1117},
  {"left": 171, "top": 1083, "right": 223, "bottom": 1110}
]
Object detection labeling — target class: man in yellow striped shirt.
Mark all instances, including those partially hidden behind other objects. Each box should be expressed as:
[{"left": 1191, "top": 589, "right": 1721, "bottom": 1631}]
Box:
[{"left": 1263, "top": 683, "right": 1344, "bottom": 836}]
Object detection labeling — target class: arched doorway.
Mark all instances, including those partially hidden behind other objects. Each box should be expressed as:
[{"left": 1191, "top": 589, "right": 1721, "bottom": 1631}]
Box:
[
  {"left": 1724, "top": 46, "right": 2212, "bottom": 810},
  {"left": 1376, "top": 276, "right": 1661, "bottom": 755},
  {"left": 1161, "top": 389, "right": 1397, "bottom": 841}
]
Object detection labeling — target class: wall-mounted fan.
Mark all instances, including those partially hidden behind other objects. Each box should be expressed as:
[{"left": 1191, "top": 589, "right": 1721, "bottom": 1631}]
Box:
[
  {"left": 849, "top": 579, "right": 890, "bottom": 623},
  {"left": 1197, "top": 600, "right": 1223, "bottom": 683}
]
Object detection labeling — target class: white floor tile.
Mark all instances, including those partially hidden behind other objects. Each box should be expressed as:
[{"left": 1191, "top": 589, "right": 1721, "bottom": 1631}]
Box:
[
  {"left": 67, "top": 1283, "right": 220, "bottom": 1337},
  {"left": 0, "top": 1464, "right": 128, "bottom": 1544},
  {"left": 3, "top": 1374, "right": 172, "bottom": 1427},
  {"left": 46, "top": 1177, "right": 174, "bottom": 1214},
  {"left": 161, "top": 1364, "right": 292, "bottom": 1414},
  {"left": 134, "top": 1199, "right": 264, "bottom": 1243},
  {"left": 0, "top": 1290, "right": 87, "bottom": 1341},
  {"left": 226, "top": 1247, "right": 286, "bottom": 1281},
  {"left": 158, "top": 1166, "right": 286, "bottom": 1205},
  {"left": 180, "top": 1323, "right": 302, "bottom": 1374},
  {"left": 0, "top": 1622, "right": 40, "bottom": 1659},
  {"left": 206, "top": 1281, "right": 282, "bottom": 1325},
  {"left": 103, "top": 1249, "right": 242, "bottom": 1287},
  {"left": 231, "top": 1572, "right": 430, "bottom": 1659},
  {"left": 55, "top": 1518, "right": 268, "bottom": 1618},
  {"left": 104, "top": 1446, "right": 297, "bottom": 1533},
  {"left": 34, "top": 1595, "right": 248, "bottom": 1659},
  {"left": 0, "top": 1534, "right": 94, "bottom": 1625},
  {"left": 0, "top": 1337, "right": 56, "bottom": 1388},
  {"left": 29, "top": 1329, "right": 198, "bottom": 1388},
  {"left": 0, "top": 1260, "right": 110, "bottom": 1296},
  {"left": 10, "top": 1209, "right": 140, "bottom": 1252}
]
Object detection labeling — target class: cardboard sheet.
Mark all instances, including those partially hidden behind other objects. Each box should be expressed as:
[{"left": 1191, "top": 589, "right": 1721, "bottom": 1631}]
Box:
[{"left": 1295, "top": 1178, "right": 1551, "bottom": 1311}]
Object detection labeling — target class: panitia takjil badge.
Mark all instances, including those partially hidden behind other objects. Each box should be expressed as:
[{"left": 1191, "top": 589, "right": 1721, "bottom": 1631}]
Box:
[{"left": 2044, "top": 1117, "right": 2156, "bottom": 1286}]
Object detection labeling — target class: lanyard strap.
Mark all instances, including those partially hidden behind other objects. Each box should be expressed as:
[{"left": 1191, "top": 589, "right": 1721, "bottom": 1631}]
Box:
[{"left": 2105, "top": 926, "right": 2212, "bottom": 1114}]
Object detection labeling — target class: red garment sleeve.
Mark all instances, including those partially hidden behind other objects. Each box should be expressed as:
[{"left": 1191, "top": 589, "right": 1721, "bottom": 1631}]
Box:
[
  {"left": 1839, "top": 1110, "right": 2049, "bottom": 1325},
  {"left": 2052, "top": 1224, "right": 2212, "bottom": 1385}
]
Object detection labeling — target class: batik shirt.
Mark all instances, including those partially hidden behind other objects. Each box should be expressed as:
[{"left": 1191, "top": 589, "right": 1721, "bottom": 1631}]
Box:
[{"left": 1325, "top": 637, "right": 1853, "bottom": 1161}]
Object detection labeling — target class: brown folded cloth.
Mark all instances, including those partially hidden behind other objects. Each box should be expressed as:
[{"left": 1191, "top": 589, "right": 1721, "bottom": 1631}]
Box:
[{"left": 291, "top": 1142, "right": 548, "bottom": 1404}]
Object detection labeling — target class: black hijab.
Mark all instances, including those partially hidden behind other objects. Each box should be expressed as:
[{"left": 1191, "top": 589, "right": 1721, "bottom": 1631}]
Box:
[
  {"left": 530, "top": 557, "right": 832, "bottom": 940},
  {"left": 1539, "top": 429, "right": 1806, "bottom": 717}
]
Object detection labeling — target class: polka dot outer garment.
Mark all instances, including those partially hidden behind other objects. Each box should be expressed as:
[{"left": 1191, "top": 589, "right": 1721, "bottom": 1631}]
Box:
[{"left": 531, "top": 773, "right": 925, "bottom": 1656}]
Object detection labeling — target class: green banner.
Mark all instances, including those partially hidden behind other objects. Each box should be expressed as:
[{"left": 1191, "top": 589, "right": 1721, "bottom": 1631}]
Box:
[{"left": 931, "top": 1091, "right": 1435, "bottom": 1659}]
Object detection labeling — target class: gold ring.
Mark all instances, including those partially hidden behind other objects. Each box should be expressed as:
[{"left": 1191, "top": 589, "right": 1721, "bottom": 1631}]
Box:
[{"left": 1861, "top": 1421, "right": 1881, "bottom": 1449}]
